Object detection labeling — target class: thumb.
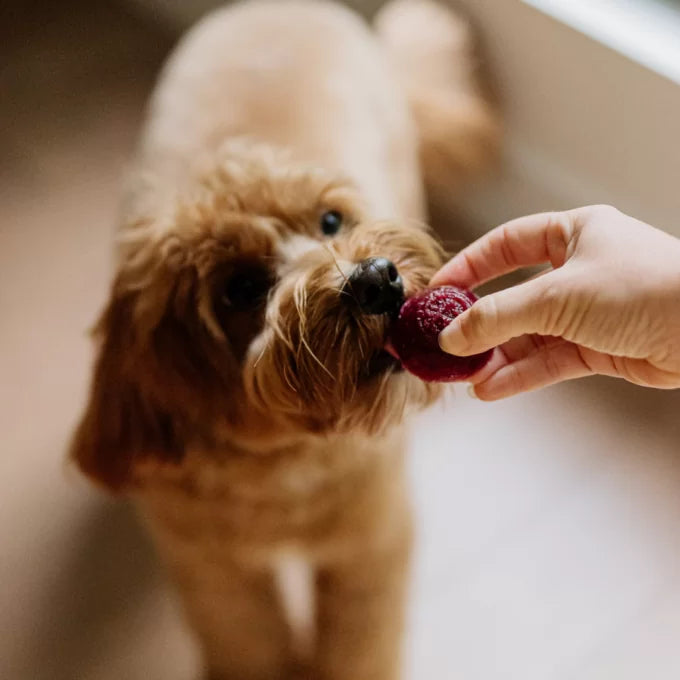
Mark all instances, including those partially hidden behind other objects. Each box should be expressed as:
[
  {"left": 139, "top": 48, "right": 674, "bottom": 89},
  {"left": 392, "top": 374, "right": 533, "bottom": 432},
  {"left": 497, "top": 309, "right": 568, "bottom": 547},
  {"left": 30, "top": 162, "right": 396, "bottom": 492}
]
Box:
[{"left": 439, "top": 276, "right": 562, "bottom": 356}]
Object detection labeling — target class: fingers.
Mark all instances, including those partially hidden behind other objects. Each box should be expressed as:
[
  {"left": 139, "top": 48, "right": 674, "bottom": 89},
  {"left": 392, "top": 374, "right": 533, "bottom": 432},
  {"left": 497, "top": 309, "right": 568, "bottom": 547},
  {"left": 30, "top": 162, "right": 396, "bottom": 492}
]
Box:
[
  {"left": 467, "top": 334, "right": 568, "bottom": 386},
  {"left": 439, "top": 273, "right": 567, "bottom": 356},
  {"left": 430, "top": 210, "right": 577, "bottom": 289},
  {"left": 467, "top": 335, "right": 554, "bottom": 384},
  {"left": 470, "top": 338, "right": 595, "bottom": 401},
  {"left": 468, "top": 338, "right": 680, "bottom": 401}
]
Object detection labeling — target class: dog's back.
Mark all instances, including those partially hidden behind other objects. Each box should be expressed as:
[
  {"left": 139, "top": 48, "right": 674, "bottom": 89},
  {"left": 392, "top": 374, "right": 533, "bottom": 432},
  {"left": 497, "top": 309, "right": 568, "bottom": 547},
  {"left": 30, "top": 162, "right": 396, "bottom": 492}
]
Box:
[
  {"left": 138, "top": 0, "right": 425, "bottom": 221},
  {"left": 133, "top": 0, "right": 498, "bottom": 228}
]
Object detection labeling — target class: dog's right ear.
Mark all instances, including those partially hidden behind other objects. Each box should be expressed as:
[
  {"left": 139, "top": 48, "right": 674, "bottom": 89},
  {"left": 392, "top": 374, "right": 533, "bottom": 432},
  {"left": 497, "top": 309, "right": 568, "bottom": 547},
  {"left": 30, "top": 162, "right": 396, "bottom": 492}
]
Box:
[{"left": 70, "top": 287, "right": 183, "bottom": 492}]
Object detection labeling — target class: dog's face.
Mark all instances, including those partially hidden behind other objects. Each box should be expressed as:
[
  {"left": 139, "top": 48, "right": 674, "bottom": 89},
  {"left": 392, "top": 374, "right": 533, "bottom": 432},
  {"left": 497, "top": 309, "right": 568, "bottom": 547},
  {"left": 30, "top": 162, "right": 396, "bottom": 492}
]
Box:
[{"left": 72, "top": 145, "right": 444, "bottom": 489}]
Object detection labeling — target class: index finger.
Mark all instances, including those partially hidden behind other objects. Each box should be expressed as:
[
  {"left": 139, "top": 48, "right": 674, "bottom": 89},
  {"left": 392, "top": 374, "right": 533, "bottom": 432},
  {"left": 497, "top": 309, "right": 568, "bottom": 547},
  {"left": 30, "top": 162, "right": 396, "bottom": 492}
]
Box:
[{"left": 430, "top": 210, "right": 577, "bottom": 289}]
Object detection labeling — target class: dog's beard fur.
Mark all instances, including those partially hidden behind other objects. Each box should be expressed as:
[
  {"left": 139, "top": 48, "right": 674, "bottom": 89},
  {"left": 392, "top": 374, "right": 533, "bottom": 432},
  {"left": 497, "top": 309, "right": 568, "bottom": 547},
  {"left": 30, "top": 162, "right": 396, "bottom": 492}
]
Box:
[
  {"left": 72, "top": 142, "right": 444, "bottom": 489},
  {"left": 246, "top": 216, "right": 443, "bottom": 433}
]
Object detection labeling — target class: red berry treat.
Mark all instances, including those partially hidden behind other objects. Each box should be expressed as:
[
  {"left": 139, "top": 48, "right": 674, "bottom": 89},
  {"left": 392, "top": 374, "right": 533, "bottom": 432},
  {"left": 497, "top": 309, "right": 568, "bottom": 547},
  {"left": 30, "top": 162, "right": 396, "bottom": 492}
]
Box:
[{"left": 390, "top": 286, "right": 492, "bottom": 382}]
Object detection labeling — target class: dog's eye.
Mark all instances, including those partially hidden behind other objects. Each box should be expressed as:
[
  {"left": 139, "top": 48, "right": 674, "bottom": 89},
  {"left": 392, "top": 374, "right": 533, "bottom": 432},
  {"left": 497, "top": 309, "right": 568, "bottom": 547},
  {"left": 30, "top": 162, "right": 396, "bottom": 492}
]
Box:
[
  {"left": 223, "top": 269, "right": 270, "bottom": 309},
  {"left": 320, "top": 210, "right": 343, "bottom": 236}
]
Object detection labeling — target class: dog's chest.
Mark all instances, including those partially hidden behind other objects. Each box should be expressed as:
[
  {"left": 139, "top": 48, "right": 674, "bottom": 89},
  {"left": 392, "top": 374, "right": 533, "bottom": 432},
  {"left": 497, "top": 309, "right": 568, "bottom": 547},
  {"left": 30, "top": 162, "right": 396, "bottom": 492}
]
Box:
[{"left": 135, "top": 440, "right": 381, "bottom": 559}]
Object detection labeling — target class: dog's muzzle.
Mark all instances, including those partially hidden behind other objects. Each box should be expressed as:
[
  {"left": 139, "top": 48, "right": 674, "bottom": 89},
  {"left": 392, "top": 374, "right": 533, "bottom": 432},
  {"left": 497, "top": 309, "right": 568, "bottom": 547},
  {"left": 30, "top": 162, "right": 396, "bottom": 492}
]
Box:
[{"left": 344, "top": 257, "right": 404, "bottom": 316}]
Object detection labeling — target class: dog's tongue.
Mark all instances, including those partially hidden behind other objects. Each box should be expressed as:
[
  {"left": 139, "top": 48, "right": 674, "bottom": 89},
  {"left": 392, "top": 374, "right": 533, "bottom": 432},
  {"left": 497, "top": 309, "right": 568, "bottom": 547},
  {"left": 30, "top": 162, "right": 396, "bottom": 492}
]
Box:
[
  {"left": 384, "top": 339, "right": 400, "bottom": 359},
  {"left": 388, "top": 286, "right": 492, "bottom": 382}
]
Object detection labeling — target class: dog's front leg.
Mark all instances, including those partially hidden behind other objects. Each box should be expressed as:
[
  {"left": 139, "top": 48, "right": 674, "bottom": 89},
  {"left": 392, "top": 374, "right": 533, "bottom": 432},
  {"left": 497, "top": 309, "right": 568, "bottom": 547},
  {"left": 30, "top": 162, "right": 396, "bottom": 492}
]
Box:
[
  {"left": 313, "top": 520, "right": 412, "bottom": 680},
  {"left": 185, "top": 561, "right": 292, "bottom": 680}
]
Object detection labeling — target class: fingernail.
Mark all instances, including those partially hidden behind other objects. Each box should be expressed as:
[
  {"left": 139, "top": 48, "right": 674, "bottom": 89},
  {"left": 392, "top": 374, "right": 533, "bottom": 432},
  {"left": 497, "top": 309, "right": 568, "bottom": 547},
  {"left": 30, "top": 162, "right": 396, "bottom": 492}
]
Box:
[
  {"left": 466, "top": 384, "right": 478, "bottom": 399},
  {"left": 439, "top": 320, "right": 467, "bottom": 355}
]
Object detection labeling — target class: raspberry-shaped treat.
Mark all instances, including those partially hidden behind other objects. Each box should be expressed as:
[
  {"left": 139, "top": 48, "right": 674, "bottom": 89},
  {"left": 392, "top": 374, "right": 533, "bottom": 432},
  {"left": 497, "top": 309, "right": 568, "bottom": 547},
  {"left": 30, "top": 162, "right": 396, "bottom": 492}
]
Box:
[{"left": 390, "top": 286, "right": 492, "bottom": 382}]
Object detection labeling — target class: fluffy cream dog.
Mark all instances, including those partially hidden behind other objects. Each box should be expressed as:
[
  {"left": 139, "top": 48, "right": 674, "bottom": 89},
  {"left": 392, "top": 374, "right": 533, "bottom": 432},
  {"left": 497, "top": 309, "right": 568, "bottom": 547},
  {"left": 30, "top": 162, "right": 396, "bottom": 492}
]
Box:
[{"left": 71, "top": 1, "right": 498, "bottom": 678}]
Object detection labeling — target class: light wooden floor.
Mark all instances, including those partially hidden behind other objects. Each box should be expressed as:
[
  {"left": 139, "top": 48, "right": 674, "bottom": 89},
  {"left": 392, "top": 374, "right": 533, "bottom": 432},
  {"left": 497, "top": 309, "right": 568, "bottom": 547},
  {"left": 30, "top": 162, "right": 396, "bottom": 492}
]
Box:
[{"left": 2, "top": 2, "right": 680, "bottom": 678}]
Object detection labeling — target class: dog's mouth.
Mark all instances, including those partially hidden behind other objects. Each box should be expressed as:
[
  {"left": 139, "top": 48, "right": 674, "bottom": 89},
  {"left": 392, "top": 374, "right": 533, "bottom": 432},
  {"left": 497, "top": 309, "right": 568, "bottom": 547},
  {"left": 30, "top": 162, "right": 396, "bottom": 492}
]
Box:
[
  {"left": 352, "top": 314, "right": 407, "bottom": 383},
  {"left": 360, "top": 336, "right": 404, "bottom": 381},
  {"left": 362, "top": 350, "right": 403, "bottom": 380}
]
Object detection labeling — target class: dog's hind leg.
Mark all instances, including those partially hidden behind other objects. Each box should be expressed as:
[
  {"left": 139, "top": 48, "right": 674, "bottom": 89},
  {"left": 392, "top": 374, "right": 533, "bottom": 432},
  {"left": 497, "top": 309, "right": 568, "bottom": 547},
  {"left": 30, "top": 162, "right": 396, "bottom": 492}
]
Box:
[{"left": 375, "top": 0, "right": 501, "bottom": 217}]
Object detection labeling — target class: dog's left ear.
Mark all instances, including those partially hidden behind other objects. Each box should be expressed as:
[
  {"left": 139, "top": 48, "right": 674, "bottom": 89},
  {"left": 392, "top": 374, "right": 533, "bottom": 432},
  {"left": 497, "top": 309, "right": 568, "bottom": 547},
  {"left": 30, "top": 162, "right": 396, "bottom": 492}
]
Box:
[{"left": 70, "top": 284, "right": 184, "bottom": 492}]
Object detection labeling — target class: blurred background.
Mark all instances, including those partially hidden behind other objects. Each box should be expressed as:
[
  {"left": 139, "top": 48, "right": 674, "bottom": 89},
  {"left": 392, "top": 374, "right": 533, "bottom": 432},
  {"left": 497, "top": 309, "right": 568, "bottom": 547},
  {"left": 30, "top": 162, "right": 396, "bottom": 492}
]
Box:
[{"left": 2, "top": 0, "right": 680, "bottom": 678}]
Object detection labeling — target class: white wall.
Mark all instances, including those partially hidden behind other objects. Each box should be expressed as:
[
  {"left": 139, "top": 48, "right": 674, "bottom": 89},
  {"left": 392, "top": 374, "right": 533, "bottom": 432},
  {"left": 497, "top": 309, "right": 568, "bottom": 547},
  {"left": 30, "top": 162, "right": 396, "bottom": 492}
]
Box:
[{"left": 453, "top": 0, "right": 680, "bottom": 236}]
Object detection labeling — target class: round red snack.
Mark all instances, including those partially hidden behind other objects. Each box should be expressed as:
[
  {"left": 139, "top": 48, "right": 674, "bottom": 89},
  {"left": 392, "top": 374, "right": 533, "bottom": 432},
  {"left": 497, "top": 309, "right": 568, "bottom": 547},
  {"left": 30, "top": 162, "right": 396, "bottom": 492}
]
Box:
[{"left": 390, "top": 286, "right": 492, "bottom": 382}]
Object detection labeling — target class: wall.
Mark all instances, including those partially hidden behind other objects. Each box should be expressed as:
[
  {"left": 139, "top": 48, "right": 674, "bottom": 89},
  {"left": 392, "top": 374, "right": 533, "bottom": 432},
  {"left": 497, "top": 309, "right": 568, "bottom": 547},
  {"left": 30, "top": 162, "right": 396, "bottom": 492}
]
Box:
[{"left": 125, "top": 0, "right": 680, "bottom": 235}]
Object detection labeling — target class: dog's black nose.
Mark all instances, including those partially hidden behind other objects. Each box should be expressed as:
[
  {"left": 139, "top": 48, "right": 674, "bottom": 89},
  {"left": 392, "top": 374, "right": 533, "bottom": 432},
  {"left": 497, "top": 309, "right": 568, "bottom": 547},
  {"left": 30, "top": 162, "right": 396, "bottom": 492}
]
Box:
[{"left": 344, "top": 257, "right": 404, "bottom": 315}]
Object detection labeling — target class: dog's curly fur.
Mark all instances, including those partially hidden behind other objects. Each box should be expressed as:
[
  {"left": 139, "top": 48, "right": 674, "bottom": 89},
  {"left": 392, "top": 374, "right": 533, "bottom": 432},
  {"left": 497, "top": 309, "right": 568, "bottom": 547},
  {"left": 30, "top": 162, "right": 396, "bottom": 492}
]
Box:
[{"left": 70, "top": 1, "right": 499, "bottom": 678}]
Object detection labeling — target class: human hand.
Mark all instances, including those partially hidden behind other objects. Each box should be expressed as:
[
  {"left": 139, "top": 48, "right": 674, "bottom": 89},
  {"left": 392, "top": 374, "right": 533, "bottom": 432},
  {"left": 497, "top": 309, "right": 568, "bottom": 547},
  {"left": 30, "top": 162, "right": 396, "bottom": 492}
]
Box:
[{"left": 431, "top": 205, "right": 680, "bottom": 400}]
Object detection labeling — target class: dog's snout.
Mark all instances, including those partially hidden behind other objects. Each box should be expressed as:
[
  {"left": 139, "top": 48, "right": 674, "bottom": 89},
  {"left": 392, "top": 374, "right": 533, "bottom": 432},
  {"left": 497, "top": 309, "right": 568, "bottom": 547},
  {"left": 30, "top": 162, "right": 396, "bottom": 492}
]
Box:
[{"left": 344, "top": 257, "right": 404, "bottom": 315}]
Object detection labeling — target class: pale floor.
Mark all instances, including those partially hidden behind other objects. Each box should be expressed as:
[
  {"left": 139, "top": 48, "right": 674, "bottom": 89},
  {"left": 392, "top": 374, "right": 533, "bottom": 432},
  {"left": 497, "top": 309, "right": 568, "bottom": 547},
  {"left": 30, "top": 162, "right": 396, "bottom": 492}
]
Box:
[{"left": 2, "top": 2, "right": 680, "bottom": 679}]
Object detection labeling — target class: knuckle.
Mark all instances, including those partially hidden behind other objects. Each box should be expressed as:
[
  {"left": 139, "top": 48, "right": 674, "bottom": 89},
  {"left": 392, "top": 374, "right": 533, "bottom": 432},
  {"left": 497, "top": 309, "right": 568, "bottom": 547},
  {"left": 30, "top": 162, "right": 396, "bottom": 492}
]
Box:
[
  {"left": 539, "top": 282, "right": 562, "bottom": 306},
  {"left": 536, "top": 281, "right": 567, "bottom": 334},
  {"left": 545, "top": 210, "right": 566, "bottom": 229},
  {"left": 471, "top": 296, "right": 499, "bottom": 337},
  {"left": 462, "top": 250, "right": 481, "bottom": 283},
  {"left": 507, "top": 364, "right": 529, "bottom": 395},
  {"left": 587, "top": 204, "right": 620, "bottom": 222},
  {"left": 496, "top": 224, "right": 516, "bottom": 267},
  {"left": 456, "top": 308, "right": 477, "bottom": 347},
  {"left": 544, "top": 210, "right": 575, "bottom": 237},
  {"left": 545, "top": 211, "right": 576, "bottom": 260},
  {"left": 541, "top": 347, "right": 563, "bottom": 381}
]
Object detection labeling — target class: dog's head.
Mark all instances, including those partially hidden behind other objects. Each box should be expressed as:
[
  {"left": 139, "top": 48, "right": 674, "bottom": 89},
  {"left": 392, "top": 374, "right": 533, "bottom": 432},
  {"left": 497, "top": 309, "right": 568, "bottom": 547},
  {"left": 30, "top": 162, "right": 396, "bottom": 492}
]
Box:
[{"left": 72, "top": 143, "right": 444, "bottom": 489}]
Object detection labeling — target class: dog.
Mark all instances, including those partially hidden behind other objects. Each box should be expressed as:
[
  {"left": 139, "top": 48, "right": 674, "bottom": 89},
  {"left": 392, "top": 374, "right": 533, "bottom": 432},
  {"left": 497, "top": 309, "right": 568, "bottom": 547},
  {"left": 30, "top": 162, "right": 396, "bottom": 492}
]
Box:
[{"left": 70, "top": 1, "right": 498, "bottom": 678}]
